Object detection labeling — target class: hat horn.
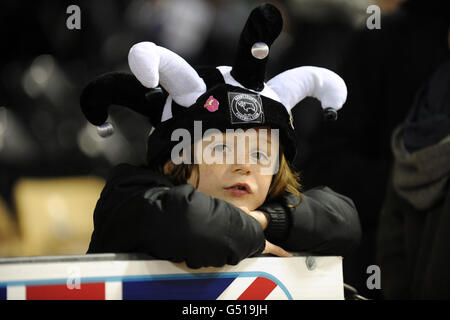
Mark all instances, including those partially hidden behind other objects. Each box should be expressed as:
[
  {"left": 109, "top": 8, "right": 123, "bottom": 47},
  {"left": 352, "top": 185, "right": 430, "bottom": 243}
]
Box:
[
  {"left": 267, "top": 66, "right": 347, "bottom": 119},
  {"left": 80, "top": 71, "right": 167, "bottom": 127},
  {"left": 230, "top": 3, "right": 283, "bottom": 91},
  {"left": 128, "top": 42, "right": 207, "bottom": 107}
]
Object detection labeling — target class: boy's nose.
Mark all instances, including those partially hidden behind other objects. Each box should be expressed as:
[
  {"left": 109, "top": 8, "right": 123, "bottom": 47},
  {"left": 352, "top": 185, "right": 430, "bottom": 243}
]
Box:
[
  {"left": 234, "top": 167, "right": 251, "bottom": 175},
  {"left": 232, "top": 162, "right": 252, "bottom": 175}
]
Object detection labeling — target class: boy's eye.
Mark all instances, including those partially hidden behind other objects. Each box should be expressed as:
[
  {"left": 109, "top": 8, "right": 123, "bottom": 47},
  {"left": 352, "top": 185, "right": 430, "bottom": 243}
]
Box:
[{"left": 251, "top": 151, "right": 269, "bottom": 162}]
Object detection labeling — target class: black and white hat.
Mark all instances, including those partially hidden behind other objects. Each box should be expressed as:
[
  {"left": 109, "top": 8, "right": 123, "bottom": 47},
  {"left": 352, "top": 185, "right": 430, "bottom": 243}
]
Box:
[{"left": 80, "top": 3, "right": 347, "bottom": 166}]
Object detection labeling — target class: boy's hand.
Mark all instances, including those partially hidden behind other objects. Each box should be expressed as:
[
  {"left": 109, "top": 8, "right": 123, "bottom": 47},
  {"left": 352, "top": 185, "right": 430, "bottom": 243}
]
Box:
[{"left": 239, "top": 206, "right": 292, "bottom": 258}]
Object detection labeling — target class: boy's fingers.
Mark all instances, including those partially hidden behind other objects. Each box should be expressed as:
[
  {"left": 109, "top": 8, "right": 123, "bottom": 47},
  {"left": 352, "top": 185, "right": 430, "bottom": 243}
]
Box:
[{"left": 272, "top": 245, "right": 293, "bottom": 257}]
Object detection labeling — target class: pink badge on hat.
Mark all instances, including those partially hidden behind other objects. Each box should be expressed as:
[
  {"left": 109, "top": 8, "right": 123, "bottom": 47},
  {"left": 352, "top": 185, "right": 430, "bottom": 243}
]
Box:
[{"left": 204, "top": 96, "right": 219, "bottom": 112}]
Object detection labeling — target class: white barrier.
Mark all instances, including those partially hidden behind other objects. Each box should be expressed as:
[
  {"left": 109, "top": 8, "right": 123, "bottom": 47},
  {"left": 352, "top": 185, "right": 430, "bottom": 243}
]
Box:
[{"left": 0, "top": 254, "right": 344, "bottom": 300}]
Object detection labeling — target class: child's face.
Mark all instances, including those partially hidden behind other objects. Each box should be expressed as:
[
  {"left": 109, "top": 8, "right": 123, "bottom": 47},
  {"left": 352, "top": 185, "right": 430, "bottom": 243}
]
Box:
[{"left": 186, "top": 127, "right": 279, "bottom": 211}]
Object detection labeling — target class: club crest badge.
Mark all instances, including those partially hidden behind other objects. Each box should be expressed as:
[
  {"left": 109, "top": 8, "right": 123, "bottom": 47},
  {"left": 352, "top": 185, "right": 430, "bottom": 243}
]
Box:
[{"left": 228, "top": 92, "right": 264, "bottom": 124}]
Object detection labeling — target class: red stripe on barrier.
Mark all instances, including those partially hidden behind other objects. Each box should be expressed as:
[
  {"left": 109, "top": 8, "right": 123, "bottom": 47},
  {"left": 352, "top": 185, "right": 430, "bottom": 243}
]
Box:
[
  {"left": 237, "top": 277, "right": 277, "bottom": 300},
  {"left": 26, "top": 283, "right": 105, "bottom": 300}
]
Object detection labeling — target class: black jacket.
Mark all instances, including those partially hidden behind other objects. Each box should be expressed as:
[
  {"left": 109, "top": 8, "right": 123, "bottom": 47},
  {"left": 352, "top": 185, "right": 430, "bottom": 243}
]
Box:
[{"left": 87, "top": 164, "right": 361, "bottom": 268}]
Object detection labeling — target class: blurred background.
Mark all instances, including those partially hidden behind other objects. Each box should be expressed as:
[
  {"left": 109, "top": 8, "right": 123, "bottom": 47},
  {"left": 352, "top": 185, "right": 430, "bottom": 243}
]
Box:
[{"left": 0, "top": 0, "right": 448, "bottom": 299}]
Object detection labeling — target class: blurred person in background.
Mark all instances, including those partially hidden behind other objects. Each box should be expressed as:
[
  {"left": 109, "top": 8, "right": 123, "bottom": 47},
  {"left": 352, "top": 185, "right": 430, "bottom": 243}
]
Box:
[{"left": 377, "top": 60, "right": 450, "bottom": 299}]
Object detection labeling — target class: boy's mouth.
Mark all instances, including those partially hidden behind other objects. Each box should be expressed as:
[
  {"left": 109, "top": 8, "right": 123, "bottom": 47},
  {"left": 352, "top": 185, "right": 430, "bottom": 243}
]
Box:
[{"left": 224, "top": 183, "right": 252, "bottom": 196}]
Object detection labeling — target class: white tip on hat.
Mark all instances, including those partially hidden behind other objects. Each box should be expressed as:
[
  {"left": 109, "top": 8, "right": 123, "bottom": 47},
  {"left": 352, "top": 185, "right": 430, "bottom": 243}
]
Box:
[
  {"left": 251, "top": 42, "right": 270, "bottom": 60},
  {"left": 96, "top": 122, "right": 114, "bottom": 138}
]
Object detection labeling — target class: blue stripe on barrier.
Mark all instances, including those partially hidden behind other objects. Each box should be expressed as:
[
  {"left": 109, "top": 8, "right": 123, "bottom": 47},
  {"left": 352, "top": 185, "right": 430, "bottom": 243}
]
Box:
[
  {"left": 123, "top": 277, "right": 236, "bottom": 300},
  {"left": 0, "top": 271, "right": 292, "bottom": 300}
]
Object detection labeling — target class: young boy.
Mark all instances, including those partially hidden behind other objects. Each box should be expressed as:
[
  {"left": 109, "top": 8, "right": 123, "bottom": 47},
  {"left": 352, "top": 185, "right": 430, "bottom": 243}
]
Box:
[{"left": 81, "top": 3, "right": 361, "bottom": 268}]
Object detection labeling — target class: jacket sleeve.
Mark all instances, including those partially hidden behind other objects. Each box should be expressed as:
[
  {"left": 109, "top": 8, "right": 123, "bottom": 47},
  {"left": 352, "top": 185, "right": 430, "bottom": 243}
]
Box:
[
  {"left": 258, "top": 186, "right": 361, "bottom": 256},
  {"left": 90, "top": 184, "right": 266, "bottom": 268}
]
